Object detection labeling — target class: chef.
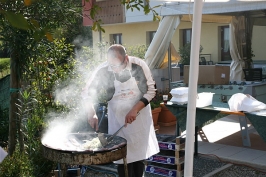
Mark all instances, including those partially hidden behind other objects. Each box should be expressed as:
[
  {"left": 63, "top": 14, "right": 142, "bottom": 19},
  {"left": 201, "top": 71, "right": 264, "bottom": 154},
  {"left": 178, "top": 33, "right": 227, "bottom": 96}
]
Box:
[{"left": 85, "top": 44, "right": 159, "bottom": 177}]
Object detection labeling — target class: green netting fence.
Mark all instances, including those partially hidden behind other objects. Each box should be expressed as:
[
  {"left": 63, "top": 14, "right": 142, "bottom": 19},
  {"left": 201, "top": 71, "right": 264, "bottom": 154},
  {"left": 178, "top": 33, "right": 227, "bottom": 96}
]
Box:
[{"left": 0, "top": 75, "right": 10, "bottom": 110}]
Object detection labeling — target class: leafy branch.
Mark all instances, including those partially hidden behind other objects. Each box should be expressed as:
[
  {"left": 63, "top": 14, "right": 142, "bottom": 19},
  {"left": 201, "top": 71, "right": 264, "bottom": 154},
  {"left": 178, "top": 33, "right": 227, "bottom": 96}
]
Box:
[
  {"left": 90, "top": 0, "right": 161, "bottom": 32},
  {"left": 120, "top": 0, "right": 161, "bottom": 21}
]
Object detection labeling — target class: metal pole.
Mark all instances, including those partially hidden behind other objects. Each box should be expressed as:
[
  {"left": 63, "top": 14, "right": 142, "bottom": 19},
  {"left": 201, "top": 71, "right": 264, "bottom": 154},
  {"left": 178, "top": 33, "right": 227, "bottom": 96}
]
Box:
[
  {"left": 168, "top": 43, "right": 172, "bottom": 90},
  {"left": 123, "top": 157, "right": 129, "bottom": 177},
  {"left": 184, "top": 0, "right": 204, "bottom": 176},
  {"left": 57, "top": 163, "right": 61, "bottom": 177}
]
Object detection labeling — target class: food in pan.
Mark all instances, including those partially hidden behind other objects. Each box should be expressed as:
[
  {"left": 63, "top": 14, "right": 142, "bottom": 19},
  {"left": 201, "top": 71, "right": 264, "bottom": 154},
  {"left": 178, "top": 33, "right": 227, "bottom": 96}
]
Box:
[{"left": 81, "top": 137, "right": 103, "bottom": 150}]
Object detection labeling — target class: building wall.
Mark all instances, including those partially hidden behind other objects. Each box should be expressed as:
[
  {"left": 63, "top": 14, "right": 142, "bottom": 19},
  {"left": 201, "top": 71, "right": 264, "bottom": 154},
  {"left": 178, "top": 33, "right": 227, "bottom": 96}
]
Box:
[
  {"left": 91, "top": 0, "right": 266, "bottom": 64},
  {"left": 93, "top": 21, "right": 159, "bottom": 47},
  {"left": 93, "top": 20, "right": 230, "bottom": 64}
]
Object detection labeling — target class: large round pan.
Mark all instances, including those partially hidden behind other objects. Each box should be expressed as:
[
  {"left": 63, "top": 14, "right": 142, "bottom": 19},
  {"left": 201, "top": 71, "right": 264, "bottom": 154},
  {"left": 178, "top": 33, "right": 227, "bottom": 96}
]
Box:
[
  {"left": 41, "top": 132, "right": 127, "bottom": 165},
  {"left": 42, "top": 132, "right": 127, "bottom": 153}
]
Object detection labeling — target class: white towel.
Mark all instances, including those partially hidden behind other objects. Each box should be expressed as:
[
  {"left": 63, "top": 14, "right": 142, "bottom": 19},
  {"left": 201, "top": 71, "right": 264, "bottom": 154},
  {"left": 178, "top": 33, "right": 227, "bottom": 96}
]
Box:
[{"left": 0, "top": 147, "right": 8, "bottom": 163}]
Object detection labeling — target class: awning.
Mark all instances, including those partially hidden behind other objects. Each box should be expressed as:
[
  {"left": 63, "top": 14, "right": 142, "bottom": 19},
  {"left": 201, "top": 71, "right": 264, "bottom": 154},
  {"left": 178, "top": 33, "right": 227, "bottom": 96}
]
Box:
[{"left": 158, "top": 0, "right": 266, "bottom": 17}]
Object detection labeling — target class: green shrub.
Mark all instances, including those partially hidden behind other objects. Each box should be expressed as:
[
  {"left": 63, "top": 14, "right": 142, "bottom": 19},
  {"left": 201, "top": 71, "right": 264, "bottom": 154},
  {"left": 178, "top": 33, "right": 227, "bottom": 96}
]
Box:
[
  {"left": 25, "top": 114, "right": 55, "bottom": 177},
  {"left": 0, "top": 147, "right": 34, "bottom": 177},
  {"left": 0, "top": 58, "right": 10, "bottom": 68},
  {"left": 126, "top": 44, "right": 148, "bottom": 59},
  {"left": 0, "top": 58, "right": 10, "bottom": 77}
]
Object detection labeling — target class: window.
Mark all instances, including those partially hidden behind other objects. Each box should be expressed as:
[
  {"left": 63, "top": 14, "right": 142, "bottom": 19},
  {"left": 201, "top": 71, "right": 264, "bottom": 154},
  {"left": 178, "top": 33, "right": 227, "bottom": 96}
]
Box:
[
  {"left": 221, "top": 26, "right": 231, "bottom": 61},
  {"left": 147, "top": 31, "right": 156, "bottom": 45},
  {"left": 110, "top": 33, "right": 122, "bottom": 44},
  {"left": 182, "top": 29, "right": 192, "bottom": 46}
]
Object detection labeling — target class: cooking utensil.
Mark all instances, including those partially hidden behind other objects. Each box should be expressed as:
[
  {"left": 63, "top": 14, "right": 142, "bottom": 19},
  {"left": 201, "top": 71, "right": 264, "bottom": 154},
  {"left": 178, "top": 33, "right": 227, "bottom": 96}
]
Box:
[
  {"left": 98, "top": 124, "right": 125, "bottom": 147},
  {"left": 98, "top": 112, "right": 140, "bottom": 147}
]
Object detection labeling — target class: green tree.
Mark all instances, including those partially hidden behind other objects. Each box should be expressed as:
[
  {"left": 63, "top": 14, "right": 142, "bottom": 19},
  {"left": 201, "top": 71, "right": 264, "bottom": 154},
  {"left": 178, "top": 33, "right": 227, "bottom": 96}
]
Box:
[
  {"left": 0, "top": 0, "right": 161, "bottom": 157},
  {"left": 0, "top": 0, "right": 82, "bottom": 155},
  {"left": 0, "top": 0, "right": 160, "bottom": 33}
]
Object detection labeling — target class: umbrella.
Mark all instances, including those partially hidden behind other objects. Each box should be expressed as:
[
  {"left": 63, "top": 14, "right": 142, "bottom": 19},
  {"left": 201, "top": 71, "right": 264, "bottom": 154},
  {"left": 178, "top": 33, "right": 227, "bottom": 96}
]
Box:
[{"left": 145, "top": 16, "right": 180, "bottom": 69}]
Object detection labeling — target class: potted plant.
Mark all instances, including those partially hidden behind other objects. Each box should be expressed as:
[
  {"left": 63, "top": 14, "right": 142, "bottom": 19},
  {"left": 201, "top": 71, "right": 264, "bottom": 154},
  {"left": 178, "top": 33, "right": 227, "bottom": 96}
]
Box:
[
  {"left": 154, "top": 89, "right": 177, "bottom": 127},
  {"left": 150, "top": 91, "right": 163, "bottom": 130},
  {"left": 178, "top": 43, "right": 203, "bottom": 65}
]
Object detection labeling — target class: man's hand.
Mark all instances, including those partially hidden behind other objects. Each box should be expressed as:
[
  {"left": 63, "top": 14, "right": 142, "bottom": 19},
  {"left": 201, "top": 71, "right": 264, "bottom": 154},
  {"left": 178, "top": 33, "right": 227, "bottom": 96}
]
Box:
[
  {"left": 125, "top": 111, "right": 140, "bottom": 127},
  {"left": 88, "top": 114, "right": 99, "bottom": 131},
  {"left": 124, "top": 101, "right": 145, "bottom": 126}
]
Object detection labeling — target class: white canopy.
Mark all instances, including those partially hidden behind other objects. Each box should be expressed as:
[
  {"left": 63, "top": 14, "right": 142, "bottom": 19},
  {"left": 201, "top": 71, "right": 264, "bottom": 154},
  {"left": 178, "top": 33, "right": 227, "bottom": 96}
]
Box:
[
  {"left": 147, "top": 0, "right": 266, "bottom": 80},
  {"left": 159, "top": 0, "right": 266, "bottom": 17}
]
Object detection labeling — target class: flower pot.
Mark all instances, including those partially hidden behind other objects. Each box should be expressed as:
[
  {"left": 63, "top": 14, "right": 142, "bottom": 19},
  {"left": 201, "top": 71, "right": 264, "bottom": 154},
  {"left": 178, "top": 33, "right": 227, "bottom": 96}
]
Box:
[
  {"left": 158, "top": 104, "right": 177, "bottom": 126},
  {"left": 152, "top": 107, "right": 161, "bottom": 131}
]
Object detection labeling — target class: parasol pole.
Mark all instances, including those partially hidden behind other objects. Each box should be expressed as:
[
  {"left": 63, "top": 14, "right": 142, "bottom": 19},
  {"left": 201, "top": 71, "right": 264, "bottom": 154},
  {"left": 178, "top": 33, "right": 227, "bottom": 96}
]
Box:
[
  {"left": 184, "top": 0, "right": 204, "bottom": 176},
  {"left": 168, "top": 42, "right": 172, "bottom": 90}
]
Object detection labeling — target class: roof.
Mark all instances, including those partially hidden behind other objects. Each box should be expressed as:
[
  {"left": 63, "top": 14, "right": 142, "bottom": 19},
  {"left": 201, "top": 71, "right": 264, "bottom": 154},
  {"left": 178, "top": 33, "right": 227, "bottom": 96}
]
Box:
[{"left": 159, "top": 0, "right": 266, "bottom": 17}]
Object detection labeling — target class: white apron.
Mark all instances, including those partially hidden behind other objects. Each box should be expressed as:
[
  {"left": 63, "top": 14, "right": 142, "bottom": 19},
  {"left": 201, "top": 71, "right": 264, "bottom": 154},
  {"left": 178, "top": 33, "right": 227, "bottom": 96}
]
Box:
[{"left": 108, "top": 70, "right": 159, "bottom": 164}]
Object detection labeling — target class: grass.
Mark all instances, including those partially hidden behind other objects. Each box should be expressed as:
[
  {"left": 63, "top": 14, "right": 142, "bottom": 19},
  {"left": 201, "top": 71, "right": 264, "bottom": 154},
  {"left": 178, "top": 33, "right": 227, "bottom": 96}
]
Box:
[{"left": 0, "top": 58, "right": 10, "bottom": 78}]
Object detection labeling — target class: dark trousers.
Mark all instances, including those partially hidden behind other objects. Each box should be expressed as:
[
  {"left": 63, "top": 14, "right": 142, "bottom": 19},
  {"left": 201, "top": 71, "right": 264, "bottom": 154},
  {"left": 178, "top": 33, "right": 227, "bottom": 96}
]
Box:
[{"left": 117, "top": 161, "right": 145, "bottom": 177}]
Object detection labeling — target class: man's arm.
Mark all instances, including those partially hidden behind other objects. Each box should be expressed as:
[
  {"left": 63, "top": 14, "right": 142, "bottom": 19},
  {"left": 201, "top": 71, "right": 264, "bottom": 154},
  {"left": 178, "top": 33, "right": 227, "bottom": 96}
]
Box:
[
  {"left": 83, "top": 63, "right": 108, "bottom": 131},
  {"left": 125, "top": 57, "right": 156, "bottom": 125},
  {"left": 87, "top": 103, "right": 99, "bottom": 131}
]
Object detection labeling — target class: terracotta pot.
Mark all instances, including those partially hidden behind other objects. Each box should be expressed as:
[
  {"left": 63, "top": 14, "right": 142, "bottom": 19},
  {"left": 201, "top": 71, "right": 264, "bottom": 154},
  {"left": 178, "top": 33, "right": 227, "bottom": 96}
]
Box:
[
  {"left": 152, "top": 107, "right": 161, "bottom": 130},
  {"left": 158, "top": 103, "right": 177, "bottom": 126}
]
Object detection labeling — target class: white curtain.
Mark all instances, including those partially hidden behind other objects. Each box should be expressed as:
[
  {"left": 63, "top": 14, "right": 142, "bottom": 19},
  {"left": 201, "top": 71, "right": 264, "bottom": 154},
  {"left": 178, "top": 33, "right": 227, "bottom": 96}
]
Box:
[
  {"left": 229, "top": 16, "right": 245, "bottom": 81},
  {"left": 145, "top": 16, "right": 180, "bottom": 69}
]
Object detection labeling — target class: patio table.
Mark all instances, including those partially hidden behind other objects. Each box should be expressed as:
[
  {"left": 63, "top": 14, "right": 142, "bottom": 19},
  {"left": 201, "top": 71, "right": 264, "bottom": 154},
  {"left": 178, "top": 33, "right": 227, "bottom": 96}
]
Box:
[
  {"left": 245, "top": 110, "right": 266, "bottom": 143},
  {"left": 165, "top": 102, "right": 255, "bottom": 148}
]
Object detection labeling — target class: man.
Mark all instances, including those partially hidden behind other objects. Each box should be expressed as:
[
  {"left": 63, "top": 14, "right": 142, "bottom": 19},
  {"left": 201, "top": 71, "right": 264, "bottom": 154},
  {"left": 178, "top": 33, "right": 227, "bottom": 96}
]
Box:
[{"left": 85, "top": 44, "right": 159, "bottom": 177}]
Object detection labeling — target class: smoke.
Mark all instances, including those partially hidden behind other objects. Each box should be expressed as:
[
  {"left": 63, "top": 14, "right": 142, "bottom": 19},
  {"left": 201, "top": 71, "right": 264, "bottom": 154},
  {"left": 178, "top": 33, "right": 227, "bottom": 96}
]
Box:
[
  {"left": 41, "top": 38, "right": 108, "bottom": 148},
  {"left": 41, "top": 112, "right": 75, "bottom": 149}
]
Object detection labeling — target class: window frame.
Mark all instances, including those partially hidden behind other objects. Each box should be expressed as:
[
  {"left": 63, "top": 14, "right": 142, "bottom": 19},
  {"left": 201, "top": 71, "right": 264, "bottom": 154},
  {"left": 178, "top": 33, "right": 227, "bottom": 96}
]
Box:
[{"left": 110, "top": 33, "right": 122, "bottom": 44}]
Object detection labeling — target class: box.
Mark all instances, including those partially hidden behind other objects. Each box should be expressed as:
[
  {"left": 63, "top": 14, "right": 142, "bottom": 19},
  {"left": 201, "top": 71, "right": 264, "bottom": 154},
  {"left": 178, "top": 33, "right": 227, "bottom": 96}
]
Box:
[
  {"left": 183, "top": 65, "right": 230, "bottom": 85},
  {"left": 170, "top": 87, "right": 188, "bottom": 97},
  {"left": 196, "top": 92, "right": 214, "bottom": 108},
  {"left": 170, "top": 87, "right": 188, "bottom": 104},
  {"left": 146, "top": 164, "right": 184, "bottom": 177}
]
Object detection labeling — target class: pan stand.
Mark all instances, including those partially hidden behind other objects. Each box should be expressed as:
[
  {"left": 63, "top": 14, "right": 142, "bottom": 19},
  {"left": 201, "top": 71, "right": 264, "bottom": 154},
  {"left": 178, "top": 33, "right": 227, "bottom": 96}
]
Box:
[
  {"left": 123, "top": 157, "right": 129, "bottom": 177},
  {"left": 55, "top": 163, "right": 67, "bottom": 177}
]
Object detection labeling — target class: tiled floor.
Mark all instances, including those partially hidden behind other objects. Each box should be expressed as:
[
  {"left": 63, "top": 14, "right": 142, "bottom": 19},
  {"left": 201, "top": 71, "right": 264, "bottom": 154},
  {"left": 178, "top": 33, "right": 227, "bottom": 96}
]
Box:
[{"left": 157, "top": 115, "right": 266, "bottom": 170}]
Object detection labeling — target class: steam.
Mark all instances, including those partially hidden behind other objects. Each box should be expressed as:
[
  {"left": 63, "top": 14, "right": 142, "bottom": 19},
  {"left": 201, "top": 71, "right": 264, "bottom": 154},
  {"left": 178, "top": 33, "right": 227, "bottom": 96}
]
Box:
[{"left": 41, "top": 38, "right": 108, "bottom": 148}]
